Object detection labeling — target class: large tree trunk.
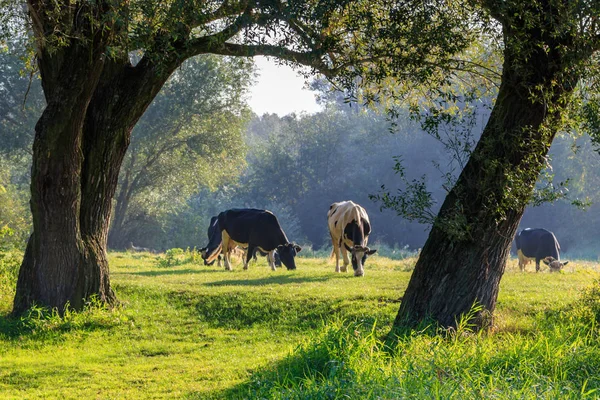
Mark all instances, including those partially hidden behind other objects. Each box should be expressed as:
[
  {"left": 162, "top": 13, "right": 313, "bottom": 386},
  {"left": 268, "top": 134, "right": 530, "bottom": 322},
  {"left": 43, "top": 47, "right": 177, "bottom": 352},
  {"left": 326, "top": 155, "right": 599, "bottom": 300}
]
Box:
[
  {"left": 393, "top": 18, "right": 581, "bottom": 330},
  {"left": 13, "top": 45, "right": 176, "bottom": 314},
  {"left": 13, "top": 33, "right": 112, "bottom": 313}
]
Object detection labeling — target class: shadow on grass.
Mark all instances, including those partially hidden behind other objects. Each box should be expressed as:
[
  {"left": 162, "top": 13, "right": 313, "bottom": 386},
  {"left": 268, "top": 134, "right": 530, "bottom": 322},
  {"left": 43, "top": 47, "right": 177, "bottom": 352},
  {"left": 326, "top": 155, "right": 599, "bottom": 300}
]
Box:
[
  {"left": 0, "top": 364, "right": 93, "bottom": 390},
  {"left": 205, "top": 274, "right": 333, "bottom": 287},
  {"left": 192, "top": 320, "right": 396, "bottom": 400},
  {"left": 170, "top": 290, "right": 345, "bottom": 331},
  {"left": 113, "top": 268, "right": 221, "bottom": 277}
]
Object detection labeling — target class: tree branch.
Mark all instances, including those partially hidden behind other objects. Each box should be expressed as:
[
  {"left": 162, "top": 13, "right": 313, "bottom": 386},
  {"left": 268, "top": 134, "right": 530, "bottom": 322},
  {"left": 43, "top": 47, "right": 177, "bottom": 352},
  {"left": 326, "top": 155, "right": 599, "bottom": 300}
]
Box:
[{"left": 188, "top": 41, "right": 335, "bottom": 78}]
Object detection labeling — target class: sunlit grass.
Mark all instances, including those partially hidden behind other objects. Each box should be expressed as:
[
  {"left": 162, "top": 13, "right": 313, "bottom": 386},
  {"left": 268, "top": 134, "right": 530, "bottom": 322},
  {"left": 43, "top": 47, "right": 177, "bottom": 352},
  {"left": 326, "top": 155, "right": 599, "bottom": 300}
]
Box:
[{"left": 0, "top": 251, "right": 599, "bottom": 398}]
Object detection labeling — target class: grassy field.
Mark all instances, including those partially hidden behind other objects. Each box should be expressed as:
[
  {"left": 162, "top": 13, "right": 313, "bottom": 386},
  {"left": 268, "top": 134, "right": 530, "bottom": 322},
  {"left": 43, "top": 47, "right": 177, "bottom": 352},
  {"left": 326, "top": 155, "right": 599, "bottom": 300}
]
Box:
[{"left": 1, "top": 251, "right": 599, "bottom": 399}]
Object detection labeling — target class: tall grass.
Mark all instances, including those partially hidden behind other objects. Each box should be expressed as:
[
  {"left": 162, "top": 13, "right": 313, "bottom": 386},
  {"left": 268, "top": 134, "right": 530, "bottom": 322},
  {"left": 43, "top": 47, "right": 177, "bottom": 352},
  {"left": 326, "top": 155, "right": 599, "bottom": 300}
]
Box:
[{"left": 226, "top": 284, "right": 600, "bottom": 399}]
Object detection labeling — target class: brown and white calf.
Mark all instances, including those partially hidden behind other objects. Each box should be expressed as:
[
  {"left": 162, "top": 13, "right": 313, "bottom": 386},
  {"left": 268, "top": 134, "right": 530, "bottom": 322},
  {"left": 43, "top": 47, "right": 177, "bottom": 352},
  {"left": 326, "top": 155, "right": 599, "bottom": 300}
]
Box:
[{"left": 327, "top": 201, "right": 376, "bottom": 277}]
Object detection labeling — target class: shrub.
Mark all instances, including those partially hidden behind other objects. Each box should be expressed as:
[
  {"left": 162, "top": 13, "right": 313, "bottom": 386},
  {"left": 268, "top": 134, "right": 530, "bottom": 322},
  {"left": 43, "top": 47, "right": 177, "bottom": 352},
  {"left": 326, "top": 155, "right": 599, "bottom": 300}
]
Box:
[{"left": 158, "top": 248, "right": 185, "bottom": 267}]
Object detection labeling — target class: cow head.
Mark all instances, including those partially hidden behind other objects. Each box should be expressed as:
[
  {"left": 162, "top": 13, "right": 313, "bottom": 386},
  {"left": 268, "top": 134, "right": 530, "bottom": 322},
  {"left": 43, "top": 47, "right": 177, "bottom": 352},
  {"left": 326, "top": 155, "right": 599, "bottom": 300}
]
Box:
[
  {"left": 198, "top": 247, "right": 212, "bottom": 266},
  {"left": 276, "top": 243, "right": 302, "bottom": 270},
  {"left": 350, "top": 245, "right": 377, "bottom": 277},
  {"left": 202, "top": 244, "right": 222, "bottom": 266},
  {"left": 543, "top": 256, "right": 568, "bottom": 272}
]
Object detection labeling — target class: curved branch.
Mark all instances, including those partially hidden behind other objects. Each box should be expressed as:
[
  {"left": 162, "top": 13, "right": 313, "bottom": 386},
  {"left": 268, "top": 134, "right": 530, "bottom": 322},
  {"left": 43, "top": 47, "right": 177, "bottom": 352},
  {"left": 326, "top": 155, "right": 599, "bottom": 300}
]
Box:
[{"left": 188, "top": 41, "right": 335, "bottom": 78}]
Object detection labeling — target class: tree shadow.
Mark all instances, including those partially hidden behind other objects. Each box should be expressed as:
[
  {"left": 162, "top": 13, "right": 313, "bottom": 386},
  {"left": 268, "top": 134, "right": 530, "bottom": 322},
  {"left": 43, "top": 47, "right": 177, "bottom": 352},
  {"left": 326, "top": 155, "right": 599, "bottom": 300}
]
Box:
[
  {"left": 191, "top": 319, "right": 391, "bottom": 400},
  {"left": 179, "top": 290, "right": 345, "bottom": 331},
  {"left": 205, "top": 274, "right": 333, "bottom": 287},
  {"left": 113, "top": 268, "right": 221, "bottom": 277},
  {"left": 0, "top": 364, "right": 93, "bottom": 390}
]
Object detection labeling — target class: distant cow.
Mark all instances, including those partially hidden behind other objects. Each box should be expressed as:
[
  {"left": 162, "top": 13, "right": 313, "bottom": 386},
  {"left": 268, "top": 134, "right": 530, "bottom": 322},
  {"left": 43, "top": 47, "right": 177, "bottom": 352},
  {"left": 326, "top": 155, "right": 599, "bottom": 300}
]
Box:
[
  {"left": 128, "top": 242, "right": 158, "bottom": 254},
  {"left": 205, "top": 208, "right": 301, "bottom": 271},
  {"left": 515, "top": 228, "right": 568, "bottom": 272},
  {"left": 327, "top": 201, "right": 377, "bottom": 277}
]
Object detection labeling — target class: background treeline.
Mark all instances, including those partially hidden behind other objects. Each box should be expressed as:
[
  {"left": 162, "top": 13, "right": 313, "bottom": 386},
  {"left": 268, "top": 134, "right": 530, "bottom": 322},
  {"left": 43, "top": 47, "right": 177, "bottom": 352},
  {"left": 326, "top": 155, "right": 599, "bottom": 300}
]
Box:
[{"left": 2, "top": 51, "right": 600, "bottom": 258}]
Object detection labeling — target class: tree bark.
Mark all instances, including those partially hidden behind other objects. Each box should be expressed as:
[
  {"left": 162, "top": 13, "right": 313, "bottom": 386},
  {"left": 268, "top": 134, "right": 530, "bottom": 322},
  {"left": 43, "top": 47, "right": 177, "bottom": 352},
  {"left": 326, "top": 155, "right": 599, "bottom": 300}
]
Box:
[
  {"left": 393, "top": 14, "right": 581, "bottom": 330},
  {"left": 13, "top": 32, "right": 111, "bottom": 313},
  {"left": 13, "top": 48, "right": 176, "bottom": 314}
]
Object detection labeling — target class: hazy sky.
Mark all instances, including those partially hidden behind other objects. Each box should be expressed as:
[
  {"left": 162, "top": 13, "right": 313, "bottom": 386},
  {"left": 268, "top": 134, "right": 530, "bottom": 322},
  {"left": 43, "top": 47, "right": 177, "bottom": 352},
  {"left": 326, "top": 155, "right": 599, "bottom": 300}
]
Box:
[{"left": 248, "top": 56, "right": 323, "bottom": 116}]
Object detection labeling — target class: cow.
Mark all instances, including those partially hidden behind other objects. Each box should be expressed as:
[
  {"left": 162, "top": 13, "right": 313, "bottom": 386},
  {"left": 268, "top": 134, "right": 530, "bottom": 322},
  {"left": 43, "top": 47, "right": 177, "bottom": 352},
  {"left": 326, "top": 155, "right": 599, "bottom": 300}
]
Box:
[
  {"left": 200, "top": 216, "right": 223, "bottom": 267},
  {"left": 205, "top": 208, "right": 301, "bottom": 271},
  {"left": 515, "top": 228, "right": 568, "bottom": 272},
  {"left": 327, "top": 201, "right": 377, "bottom": 277},
  {"left": 201, "top": 215, "right": 282, "bottom": 268}
]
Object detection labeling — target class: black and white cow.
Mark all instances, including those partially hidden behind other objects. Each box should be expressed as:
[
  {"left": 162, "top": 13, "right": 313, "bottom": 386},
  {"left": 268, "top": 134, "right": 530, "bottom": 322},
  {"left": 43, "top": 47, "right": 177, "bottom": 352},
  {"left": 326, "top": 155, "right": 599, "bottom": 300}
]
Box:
[
  {"left": 205, "top": 208, "right": 301, "bottom": 271},
  {"left": 327, "top": 201, "right": 377, "bottom": 277},
  {"left": 515, "top": 228, "right": 568, "bottom": 272},
  {"left": 201, "top": 215, "right": 283, "bottom": 268},
  {"left": 200, "top": 216, "right": 223, "bottom": 266}
]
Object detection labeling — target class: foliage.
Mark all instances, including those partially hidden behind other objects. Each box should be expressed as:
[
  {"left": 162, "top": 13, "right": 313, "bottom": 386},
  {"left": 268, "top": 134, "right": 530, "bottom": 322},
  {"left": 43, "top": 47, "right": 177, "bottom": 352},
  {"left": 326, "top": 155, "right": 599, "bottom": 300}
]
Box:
[
  {"left": 0, "top": 161, "right": 30, "bottom": 251},
  {"left": 0, "top": 249, "right": 20, "bottom": 312},
  {"left": 147, "top": 102, "right": 600, "bottom": 256},
  {"left": 158, "top": 248, "right": 185, "bottom": 267},
  {"left": 108, "top": 55, "right": 253, "bottom": 249}
]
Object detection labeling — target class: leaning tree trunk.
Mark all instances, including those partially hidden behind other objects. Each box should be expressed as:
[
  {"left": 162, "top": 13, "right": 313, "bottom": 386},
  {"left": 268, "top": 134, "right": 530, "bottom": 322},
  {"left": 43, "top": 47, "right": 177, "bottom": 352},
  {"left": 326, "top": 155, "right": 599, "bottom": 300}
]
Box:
[
  {"left": 393, "top": 19, "right": 581, "bottom": 331},
  {"left": 13, "top": 46, "right": 176, "bottom": 314}
]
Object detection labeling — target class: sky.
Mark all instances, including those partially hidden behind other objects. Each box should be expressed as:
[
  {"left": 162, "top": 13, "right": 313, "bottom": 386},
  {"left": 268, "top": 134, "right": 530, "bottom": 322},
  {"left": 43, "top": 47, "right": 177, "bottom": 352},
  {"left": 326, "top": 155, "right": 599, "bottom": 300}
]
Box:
[{"left": 248, "top": 56, "right": 323, "bottom": 116}]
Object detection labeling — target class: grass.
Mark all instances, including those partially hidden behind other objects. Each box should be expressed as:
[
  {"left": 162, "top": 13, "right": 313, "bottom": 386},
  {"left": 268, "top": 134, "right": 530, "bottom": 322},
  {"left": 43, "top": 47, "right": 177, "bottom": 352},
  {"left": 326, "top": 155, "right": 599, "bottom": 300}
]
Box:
[{"left": 0, "top": 251, "right": 598, "bottom": 398}]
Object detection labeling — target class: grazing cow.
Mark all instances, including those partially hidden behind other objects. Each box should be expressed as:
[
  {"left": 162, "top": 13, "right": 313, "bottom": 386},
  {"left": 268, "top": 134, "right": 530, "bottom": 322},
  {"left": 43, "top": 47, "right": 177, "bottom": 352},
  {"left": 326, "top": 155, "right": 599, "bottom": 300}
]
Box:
[
  {"left": 327, "top": 201, "right": 377, "bottom": 277},
  {"left": 201, "top": 215, "right": 282, "bottom": 268},
  {"left": 206, "top": 208, "right": 301, "bottom": 271},
  {"left": 515, "top": 228, "right": 568, "bottom": 272},
  {"left": 200, "top": 216, "right": 223, "bottom": 267}
]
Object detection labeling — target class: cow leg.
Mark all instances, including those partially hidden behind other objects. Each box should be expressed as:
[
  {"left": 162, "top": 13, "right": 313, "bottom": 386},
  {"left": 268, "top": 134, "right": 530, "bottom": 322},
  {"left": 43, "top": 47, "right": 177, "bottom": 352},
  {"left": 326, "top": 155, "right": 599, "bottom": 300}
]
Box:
[
  {"left": 340, "top": 243, "right": 349, "bottom": 273},
  {"left": 269, "top": 250, "right": 278, "bottom": 271},
  {"left": 517, "top": 249, "right": 525, "bottom": 272},
  {"left": 217, "top": 254, "right": 222, "bottom": 268},
  {"left": 535, "top": 258, "right": 540, "bottom": 272},
  {"left": 244, "top": 245, "right": 254, "bottom": 270},
  {"left": 332, "top": 240, "right": 342, "bottom": 272},
  {"left": 222, "top": 231, "right": 233, "bottom": 271}
]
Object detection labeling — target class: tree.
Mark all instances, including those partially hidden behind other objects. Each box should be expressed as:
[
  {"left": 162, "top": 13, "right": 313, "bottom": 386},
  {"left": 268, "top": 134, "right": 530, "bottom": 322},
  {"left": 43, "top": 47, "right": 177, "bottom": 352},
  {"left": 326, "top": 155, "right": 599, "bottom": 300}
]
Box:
[
  {"left": 9, "top": 0, "right": 471, "bottom": 313},
  {"left": 108, "top": 55, "right": 251, "bottom": 250},
  {"left": 392, "top": 0, "right": 600, "bottom": 330}
]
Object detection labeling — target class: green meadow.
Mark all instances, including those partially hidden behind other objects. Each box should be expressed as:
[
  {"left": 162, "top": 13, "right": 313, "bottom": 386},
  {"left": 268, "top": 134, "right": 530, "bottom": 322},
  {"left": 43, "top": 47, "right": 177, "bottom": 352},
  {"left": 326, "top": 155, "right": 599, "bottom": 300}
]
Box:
[{"left": 1, "top": 251, "right": 600, "bottom": 399}]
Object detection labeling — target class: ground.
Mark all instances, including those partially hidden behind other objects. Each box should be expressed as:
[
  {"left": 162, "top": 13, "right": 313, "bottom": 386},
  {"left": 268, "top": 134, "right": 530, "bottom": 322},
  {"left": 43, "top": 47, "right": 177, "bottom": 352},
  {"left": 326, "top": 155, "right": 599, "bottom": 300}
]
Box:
[{"left": 0, "top": 252, "right": 598, "bottom": 399}]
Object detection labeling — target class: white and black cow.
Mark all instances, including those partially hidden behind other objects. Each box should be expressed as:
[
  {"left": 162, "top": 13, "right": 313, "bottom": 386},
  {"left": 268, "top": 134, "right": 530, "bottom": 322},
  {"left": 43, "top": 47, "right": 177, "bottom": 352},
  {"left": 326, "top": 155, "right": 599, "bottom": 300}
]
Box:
[
  {"left": 205, "top": 208, "right": 301, "bottom": 271},
  {"left": 515, "top": 228, "right": 568, "bottom": 272},
  {"left": 327, "top": 201, "right": 376, "bottom": 277}
]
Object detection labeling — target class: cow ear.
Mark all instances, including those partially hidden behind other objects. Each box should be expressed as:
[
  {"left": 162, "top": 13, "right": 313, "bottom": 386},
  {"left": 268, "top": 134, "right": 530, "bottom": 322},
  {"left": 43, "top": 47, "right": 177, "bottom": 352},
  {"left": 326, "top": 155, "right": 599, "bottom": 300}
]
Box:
[
  {"left": 562, "top": 261, "right": 569, "bottom": 266},
  {"left": 367, "top": 249, "right": 377, "bottom": 255},
  {"left": 294, "top": 244, "right": 302, "bottom": 253}
]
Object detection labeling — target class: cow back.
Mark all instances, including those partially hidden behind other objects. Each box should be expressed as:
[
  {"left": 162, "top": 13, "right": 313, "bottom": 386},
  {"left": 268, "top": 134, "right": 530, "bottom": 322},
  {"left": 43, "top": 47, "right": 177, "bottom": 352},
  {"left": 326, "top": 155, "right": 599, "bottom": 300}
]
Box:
[
  {"left": 516, "top": 228, "right": 560, "bottom": 260},
  {"left": 328, "top": 201, "right": 371, "bottom": 247},
  {"left": 219, "top": 208, "right": 288, "bottom": 251}
]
